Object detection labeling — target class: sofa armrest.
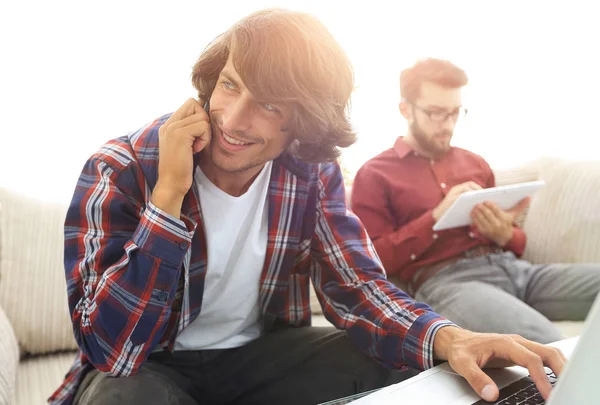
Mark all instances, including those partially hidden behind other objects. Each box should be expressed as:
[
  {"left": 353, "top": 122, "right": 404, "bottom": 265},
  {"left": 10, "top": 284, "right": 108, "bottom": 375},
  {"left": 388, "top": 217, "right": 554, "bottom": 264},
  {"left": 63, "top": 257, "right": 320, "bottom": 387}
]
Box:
[{"left": 0, "top": 305, "right": 19, "bottom": 404}]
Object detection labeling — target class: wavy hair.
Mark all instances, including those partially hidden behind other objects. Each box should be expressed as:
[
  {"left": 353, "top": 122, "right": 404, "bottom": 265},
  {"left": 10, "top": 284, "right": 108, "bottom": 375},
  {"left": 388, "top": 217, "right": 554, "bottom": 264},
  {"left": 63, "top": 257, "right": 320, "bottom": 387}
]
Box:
[{"left": 191, "top": 9, "right": 356, "bottom": 163}]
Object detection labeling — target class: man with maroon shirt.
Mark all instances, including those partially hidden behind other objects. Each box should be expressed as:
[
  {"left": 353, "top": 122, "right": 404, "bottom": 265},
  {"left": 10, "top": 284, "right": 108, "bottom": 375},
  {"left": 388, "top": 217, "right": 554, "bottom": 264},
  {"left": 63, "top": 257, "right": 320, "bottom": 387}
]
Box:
[{"left": 351, "top": 58, "right": 600, "bottom": 344}]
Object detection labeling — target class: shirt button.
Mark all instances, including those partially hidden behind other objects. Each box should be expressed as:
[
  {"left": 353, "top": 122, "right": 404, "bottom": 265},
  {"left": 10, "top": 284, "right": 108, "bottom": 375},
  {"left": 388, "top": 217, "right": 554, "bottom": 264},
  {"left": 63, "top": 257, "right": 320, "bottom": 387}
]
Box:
[
  {"left": 410, "top": 254, "right": 416, "bottom": 261},
  {"left": 414, "top": 152, "right": 420, "bottom": 157},
  {"left": 430, "top": 160, "right": 435, "bottom": 165},
  {"left": 158, "top": 291, "right": 168, "bottom": 302},
  {"left": 468, "top": 232, "right": 475, "bottom": 239},
  {"left": 433, "top": 233, "right": 439, "bottom": 240},
  {"left": 179, "top": 242, "right": 188, "bottom": 250},
  {"left": 441, "top": 183, "right": 447, "bottom": 189}
]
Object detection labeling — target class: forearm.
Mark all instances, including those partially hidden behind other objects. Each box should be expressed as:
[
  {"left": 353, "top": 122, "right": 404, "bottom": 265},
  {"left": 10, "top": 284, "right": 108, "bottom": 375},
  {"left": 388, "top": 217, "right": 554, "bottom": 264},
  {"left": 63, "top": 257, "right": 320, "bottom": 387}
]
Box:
[
  {"left": 315, "top": 264, "right": 455, "bottom": 371},
  {"left": 68, "top": 202, "right": 194, "bottom": 376},
  {"left": 71, "top": 249, "right": 182, "bottom": 375},
  {"left": 345, "top": 284, "right": 456, "bottom": 370},
  {"left": 151, "top": 182, "right": 186, "bottom": 219},
  {"left": 315, "top": 162, "right": 454, "bottom": 370}
]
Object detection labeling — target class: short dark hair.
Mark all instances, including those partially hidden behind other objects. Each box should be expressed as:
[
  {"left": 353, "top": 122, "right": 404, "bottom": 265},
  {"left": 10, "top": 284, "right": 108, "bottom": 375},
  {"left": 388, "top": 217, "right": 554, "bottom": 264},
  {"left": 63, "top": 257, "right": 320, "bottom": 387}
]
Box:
[
  {"left": 191, "top": 9, "right": 356, "bottom": 163},
  {"left": 400, "top": 58, "right": 468, "bottom": 103}
]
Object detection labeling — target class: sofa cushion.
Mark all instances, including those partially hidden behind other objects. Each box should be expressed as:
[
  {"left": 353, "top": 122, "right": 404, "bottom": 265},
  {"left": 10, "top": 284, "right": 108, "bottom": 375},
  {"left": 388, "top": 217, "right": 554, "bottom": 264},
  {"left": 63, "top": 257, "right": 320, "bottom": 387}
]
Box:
[
  {"left": 0, "top": 188, "right": 78, "bottom": 355},
  {"left": 0, "top": 305, "right": 19, "bottom": 405},
  {"left": 15, "top": 351, "right": 76, "bottom": 405},
  {"left": 493, "top": 160, "right": 541, "bottom": 187},
  {"left": 523, "top": 158, "right": 600, "bottom": 264}
]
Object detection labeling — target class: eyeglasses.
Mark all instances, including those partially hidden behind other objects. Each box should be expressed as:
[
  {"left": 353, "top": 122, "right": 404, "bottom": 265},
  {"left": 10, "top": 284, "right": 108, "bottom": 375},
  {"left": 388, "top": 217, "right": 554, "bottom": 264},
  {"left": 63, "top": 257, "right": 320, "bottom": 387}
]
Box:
[{"left": 411, "top": 104, "right": 468, "bottom": 123}]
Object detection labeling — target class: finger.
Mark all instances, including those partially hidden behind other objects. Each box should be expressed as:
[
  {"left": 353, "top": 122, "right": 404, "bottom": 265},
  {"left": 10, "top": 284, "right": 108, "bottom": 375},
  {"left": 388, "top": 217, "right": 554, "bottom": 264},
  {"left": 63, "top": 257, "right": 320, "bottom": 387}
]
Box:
[
  {"left": 451, "top": 357, "right": 499, "bottom": 402},
  {"left": 168, "top": 98, "right": 206, "bottom": 123},
  {"left": 471, "top": 209, "right": 486, "bottom": 230},
  {"left": 458, "top": 184, "right": 481, "bottom": 195},
  {"left": 509, "top": 335, "right": 567, "bottom": 376},
  {"left": 479, "top": 204, "right": 502, "bottom": 227},
  {"left": 464, "top": 181, "right": 483, "bottom": 191},
  {"left": 494, "top": 337, "right": 553, "bottom": 400},
  {"left": 558, "top": 349, "right": 568, "bottom": 363},
  {"left": 165, "top": 112, "right": 209, "bottom": 132},
  {"left": 470, "top": 205, "right": 485, "bottom": 222},
  {"left": 452, "top": 186, "right": 475, "bottom": 200},
  {"left": 472, "top": 212, "right": 493, "bottom": 236},
  {"left": 192, "top": 131, "right": 211, "bottom": 154},
  {"left": 170, "top": 120, "right": 211, "bottom": 147},
  {"left": 508, "top": 197, "right": 531, "bottom": 217},
  {"left": 474, "top": 206, "right": 498, "bottom": 230},
  {"left": 484, "top": 202, "right": 511, "bottom": 222}
]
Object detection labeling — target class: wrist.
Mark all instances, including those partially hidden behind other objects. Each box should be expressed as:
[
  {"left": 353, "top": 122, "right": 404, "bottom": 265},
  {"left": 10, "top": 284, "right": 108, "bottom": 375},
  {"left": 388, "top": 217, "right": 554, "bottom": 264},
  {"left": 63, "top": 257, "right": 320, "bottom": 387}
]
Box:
[
  {"left": 496, "top": 227, "right": 514, "bottom": 247},
  {"left": 433, "top": 326, "right": 470, "bottom": 360},
  {"left": 151, "top": 183, "right": 185, "bottom": 218}
]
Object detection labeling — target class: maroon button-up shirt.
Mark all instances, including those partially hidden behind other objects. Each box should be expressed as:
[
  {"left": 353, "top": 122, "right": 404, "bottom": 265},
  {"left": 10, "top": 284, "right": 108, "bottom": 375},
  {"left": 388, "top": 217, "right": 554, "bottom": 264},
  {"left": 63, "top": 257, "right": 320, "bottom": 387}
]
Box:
[{"left": 351, "top": 137, "right": 526, "bottom": 281}]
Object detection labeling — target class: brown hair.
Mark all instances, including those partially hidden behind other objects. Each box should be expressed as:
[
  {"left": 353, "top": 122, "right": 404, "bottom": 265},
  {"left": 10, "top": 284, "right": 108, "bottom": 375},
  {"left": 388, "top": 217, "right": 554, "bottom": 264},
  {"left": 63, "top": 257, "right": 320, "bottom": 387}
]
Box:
[
  {"left": 400, "top": 58, "right": 468, "bottom": 103},
  {"left": 191, "top": 9, "right": 356, "bottom": 163}
]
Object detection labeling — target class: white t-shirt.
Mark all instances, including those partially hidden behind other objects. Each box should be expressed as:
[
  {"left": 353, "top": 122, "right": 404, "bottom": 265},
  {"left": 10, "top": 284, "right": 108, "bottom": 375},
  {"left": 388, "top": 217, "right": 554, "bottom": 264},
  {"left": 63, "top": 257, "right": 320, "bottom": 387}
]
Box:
[{"left": 174, "top": 161, "right": 272, "bottom": 351}]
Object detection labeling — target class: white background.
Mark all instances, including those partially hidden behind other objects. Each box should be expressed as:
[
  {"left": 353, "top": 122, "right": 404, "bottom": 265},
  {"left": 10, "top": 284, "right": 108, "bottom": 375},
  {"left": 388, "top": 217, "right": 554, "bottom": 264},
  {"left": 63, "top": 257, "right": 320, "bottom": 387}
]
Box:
[{"left": 2, "top": 0, "right": 599, "bottom": 202}]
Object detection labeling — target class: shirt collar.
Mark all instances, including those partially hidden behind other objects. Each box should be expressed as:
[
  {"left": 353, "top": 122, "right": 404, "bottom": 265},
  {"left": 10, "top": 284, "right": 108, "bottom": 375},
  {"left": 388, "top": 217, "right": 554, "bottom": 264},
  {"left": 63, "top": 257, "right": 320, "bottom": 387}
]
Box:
[
  {"left": 393, "top": 137, "right": 414, "bottom": 159},
  {"left": 393, "top": 136, "right": 454, "bottom": 161}
]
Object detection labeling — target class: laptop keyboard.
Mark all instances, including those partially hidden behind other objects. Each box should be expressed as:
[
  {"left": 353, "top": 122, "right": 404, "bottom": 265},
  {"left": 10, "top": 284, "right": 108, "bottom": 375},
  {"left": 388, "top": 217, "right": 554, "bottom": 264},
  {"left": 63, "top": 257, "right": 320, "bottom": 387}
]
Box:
[{"left": 473, "top": 370, "right": 557, "bottom": 404}]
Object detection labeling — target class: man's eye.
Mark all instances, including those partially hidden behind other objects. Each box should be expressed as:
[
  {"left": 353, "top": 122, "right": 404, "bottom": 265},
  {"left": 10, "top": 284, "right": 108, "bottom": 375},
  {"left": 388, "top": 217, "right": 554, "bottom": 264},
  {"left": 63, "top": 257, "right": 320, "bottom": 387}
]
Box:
[
  {"left": 263, "top": 103, "right": 279, "bottom": 113},
  {"left": 221, "top": 80, "right": 235, "bottom": 90}
]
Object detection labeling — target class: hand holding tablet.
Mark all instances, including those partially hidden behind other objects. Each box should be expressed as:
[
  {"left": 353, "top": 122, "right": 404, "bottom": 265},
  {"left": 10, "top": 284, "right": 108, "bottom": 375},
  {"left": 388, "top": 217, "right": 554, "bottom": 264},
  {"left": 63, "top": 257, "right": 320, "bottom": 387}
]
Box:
[{"left": 433, "top": 181, "right": 545, "bottom": 231}]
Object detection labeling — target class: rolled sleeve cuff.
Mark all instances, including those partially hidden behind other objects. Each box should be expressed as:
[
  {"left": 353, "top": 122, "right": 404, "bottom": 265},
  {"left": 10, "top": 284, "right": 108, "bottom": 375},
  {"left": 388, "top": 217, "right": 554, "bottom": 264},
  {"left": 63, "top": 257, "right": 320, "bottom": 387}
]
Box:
[
  {"left": 402, "top": 313, "right": 456, "bottom": 370},
  {"left": 414, "top": 209, "right": 437, "bottom": 246},
  {"left": 132, "top": 201, "right": 197, "bottom": 266},
  {"left": 504, "top": 226, "right": 526, "bottom": 257}
]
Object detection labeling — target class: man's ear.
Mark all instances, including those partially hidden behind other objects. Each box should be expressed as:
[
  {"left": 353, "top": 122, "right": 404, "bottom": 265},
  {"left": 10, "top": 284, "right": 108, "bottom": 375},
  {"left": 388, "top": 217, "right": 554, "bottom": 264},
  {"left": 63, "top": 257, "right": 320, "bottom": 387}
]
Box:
[{"left": 399, "top": 100, "right": 412, "bottom": 122}]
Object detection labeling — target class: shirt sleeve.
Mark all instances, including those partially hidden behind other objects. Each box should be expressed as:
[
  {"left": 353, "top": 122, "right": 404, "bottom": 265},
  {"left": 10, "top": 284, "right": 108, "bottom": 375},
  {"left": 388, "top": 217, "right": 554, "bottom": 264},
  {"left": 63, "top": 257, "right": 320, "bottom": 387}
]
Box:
[
  {"left": 351, "top": 165, "right": 438, "bottom": 275},
  {"left": 504, "top": 227, "right": 527, "bottom": 257},
  {"left": 310, "top": 161, "right": 454, "bottom": 371},
  {"left": 64, "top": 152, "right": 196, "bottom": 377}
]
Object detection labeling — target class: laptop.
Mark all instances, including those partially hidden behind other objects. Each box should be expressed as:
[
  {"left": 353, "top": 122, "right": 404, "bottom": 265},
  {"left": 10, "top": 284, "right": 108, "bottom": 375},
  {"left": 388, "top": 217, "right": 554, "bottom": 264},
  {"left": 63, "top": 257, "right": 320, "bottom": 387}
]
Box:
[{"left": 350, "top": 293, "right": 600, "bottom": 405}]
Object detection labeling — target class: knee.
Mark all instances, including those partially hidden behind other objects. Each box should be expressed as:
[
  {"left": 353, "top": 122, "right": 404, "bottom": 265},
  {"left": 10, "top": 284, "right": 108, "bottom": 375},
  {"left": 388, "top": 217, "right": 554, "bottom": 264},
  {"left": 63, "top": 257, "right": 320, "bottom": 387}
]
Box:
[
  {"left": 76, "top": 370, "right": 176, "bottom": 405},
  {"left": 525, "top": 324, "right": 563, "bottom": 345},
  {"left": 335, "top": 336, "right": 413, "bottom": 387}
]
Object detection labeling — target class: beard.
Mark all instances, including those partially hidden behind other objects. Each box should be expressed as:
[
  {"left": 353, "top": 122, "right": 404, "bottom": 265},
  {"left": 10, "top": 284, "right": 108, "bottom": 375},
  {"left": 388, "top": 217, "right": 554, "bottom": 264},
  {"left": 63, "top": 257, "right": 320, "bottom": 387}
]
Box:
[
  {"left": 410, "top": 118, "right": 453, "bottom": 157},
  {"left": 206, "top": 123, "right": 262, "bottom": 174},
  {"left": 204, "top": 115, "right": 291, "bottom": 176}
]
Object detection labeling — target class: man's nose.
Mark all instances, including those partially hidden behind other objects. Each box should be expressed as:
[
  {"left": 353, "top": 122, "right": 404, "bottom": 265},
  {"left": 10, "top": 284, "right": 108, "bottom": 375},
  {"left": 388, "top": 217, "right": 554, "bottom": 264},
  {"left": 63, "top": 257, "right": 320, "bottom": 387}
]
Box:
[
  {"left": 441, "top": 115, "right": 456, "bottom": 132},
  {"left": 222, "top": 98, "right": 252, "bottom": 133}
]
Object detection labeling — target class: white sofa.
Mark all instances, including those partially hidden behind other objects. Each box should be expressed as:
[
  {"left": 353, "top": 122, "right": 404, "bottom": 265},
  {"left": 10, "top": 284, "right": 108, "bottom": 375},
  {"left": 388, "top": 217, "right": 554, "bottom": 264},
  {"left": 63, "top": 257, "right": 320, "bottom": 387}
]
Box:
[{"left": 1, "top": 157, "right": 599, "bottom": 404}]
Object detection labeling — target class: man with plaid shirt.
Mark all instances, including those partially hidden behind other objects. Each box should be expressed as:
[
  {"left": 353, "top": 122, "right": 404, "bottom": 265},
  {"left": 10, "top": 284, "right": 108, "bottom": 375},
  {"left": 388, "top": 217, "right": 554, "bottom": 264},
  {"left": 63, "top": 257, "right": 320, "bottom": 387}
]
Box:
[{"left": 51, "top": 9, "right": 566, "bottom": 405}]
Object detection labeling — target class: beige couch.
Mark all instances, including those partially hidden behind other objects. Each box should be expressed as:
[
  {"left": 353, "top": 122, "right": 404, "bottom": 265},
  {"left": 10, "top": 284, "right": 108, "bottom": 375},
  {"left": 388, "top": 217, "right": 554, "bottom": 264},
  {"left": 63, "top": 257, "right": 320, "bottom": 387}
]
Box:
[{"left": 1, "top": 157, "right": 599, "bottom": 404}]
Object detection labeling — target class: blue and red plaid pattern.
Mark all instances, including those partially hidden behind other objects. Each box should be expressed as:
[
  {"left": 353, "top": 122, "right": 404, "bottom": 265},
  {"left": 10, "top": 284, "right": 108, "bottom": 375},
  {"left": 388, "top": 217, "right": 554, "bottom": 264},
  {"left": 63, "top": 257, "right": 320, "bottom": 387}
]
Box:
[{"left": 50, "top": 114, "right": 453, "bottom": 404}]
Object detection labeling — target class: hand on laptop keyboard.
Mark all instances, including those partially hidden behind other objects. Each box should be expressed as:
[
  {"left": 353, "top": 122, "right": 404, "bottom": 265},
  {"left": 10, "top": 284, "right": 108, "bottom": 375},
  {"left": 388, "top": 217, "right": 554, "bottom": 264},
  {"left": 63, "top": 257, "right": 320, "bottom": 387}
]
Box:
[
  {"left": 433, "top": 328, "right": 567, "bottom": 402},
  {"left": 473, "top": 369, "right": 558, "bottom": 404}
]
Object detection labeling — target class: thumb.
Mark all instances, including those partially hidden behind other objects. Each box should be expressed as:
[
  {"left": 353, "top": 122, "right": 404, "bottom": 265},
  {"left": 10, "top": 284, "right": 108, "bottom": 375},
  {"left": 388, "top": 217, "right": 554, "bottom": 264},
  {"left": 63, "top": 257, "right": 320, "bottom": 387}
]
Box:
[
  {"left": 508, "top": 197, "right": 530, "bottom": 218},
  {"left": 193, "top": 97, "right": 210, "bottom": 154},
  {"left": 192, "top": 124, "right": 211, "bottom": 154},
  {"left": 452, "top": 359, "right": 499, "bottom": 402}
]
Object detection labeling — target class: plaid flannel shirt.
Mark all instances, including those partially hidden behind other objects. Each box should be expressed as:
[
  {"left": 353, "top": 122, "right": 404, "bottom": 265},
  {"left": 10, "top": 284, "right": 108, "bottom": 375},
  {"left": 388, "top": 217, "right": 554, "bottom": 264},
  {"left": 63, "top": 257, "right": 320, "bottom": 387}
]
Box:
[{"left": 49, "top": 114, "right": 453, "bottom": 404}]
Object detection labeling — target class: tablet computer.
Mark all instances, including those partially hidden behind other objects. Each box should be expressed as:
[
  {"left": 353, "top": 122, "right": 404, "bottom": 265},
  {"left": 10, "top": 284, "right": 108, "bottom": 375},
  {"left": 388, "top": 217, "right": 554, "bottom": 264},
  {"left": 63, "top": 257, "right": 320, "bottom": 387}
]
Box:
[{"left": 432, "top": 180, "right": 545, "bottom": 231}]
